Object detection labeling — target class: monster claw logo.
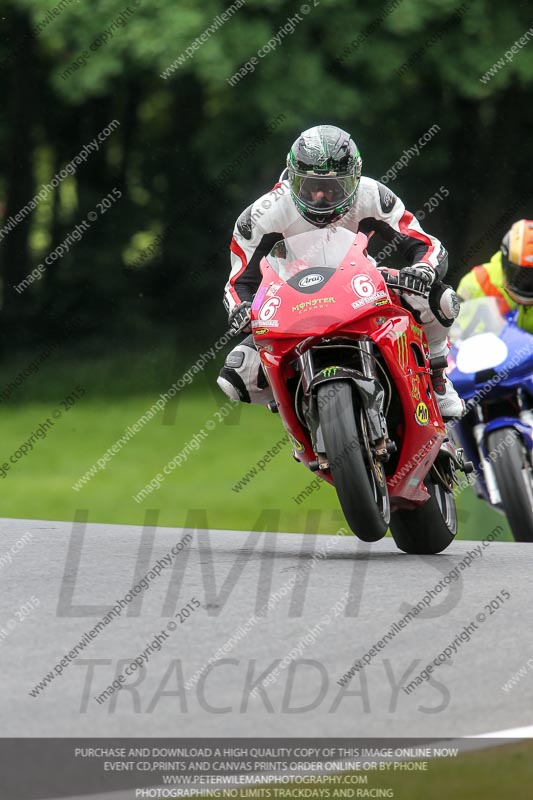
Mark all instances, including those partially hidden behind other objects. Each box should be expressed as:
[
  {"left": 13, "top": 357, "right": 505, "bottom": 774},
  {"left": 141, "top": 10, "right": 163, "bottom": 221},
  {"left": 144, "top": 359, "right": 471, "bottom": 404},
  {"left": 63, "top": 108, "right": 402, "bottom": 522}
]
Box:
[
  {"left": 396, "top": 332, "right": 408, "bottom": 369},
  {"left": 322, "top": 366, "right": 339, "bottom": 378}
]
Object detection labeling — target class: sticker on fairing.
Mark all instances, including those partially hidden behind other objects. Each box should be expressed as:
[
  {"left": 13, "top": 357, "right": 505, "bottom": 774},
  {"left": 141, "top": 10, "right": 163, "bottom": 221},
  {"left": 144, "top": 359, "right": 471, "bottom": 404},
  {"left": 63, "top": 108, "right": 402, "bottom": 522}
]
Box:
[
  {"left": 298, "top": 274, "right": 325, "bottom": 288},
  {"left": 352, "top": 290, "right": 387, "bottom": 309},
  {"left": 252, "top": 286, "right": 267, "bottom": 311},
  {"left": 266, "top": 283, "right": 281, "bottom": 297},
  {"left": 414, "top": 401, "right": 429, "bottom": 426},
  {"left": 351, "top": 274, "right": 376, "bottom": 298},
  {"left": 259, "top": 296, "right": 282, "bottom": 321},
  {"left": 252, "top": 318, "right": 279, "bottom": 328}
]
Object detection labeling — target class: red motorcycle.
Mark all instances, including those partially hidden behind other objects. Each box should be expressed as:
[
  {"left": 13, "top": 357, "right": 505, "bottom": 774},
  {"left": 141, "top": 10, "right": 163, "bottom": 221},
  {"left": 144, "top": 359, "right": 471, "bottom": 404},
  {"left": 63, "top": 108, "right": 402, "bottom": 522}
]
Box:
[{"left": 251, "top": 227, "right": 467, "bottom": 554}]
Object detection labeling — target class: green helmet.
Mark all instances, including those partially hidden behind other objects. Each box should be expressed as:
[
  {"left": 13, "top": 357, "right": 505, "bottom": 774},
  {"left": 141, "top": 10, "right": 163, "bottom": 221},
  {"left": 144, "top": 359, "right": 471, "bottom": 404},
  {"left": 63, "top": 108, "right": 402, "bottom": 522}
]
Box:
[{"left": 287, "top": 125, "right": 362, "bottom": 227}]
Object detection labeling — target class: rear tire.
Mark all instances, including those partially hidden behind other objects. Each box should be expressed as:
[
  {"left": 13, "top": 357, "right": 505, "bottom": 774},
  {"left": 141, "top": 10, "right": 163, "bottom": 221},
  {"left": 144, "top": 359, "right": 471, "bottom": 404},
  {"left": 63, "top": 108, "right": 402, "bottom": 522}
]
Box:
[
  {"left": 318, "top": 381, "right": 389, "bottom": 542},
  {"left": 389, "top": 475, "right": 457, "bottom": 554},
  {"left": 488, "top": 428, "right": 533, "bottom": 542}
]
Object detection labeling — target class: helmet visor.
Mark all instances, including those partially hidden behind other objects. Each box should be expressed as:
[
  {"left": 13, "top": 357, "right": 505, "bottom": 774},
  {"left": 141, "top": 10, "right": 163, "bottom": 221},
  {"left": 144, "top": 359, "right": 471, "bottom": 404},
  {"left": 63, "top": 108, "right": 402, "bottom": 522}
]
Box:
[
  {"left": 505, "top": 263, "right": 533, "bottom": 302},
  {"left": 291, "top": 172, "right": 357, "bottom": 212}
]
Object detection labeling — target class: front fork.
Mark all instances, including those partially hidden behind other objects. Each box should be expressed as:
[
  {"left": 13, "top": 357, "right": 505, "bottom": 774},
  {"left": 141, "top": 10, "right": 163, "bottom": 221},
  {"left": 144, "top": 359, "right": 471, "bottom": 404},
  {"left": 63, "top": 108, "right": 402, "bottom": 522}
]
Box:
[
  {"left": 472, "top": 422, "right": 502, "bottom": 504},
  {"left": 297, "top": 341, "right": 390, "bottom": 465},
  {"left": 472, "top": 408, "right": 533, "bottom": 507}
]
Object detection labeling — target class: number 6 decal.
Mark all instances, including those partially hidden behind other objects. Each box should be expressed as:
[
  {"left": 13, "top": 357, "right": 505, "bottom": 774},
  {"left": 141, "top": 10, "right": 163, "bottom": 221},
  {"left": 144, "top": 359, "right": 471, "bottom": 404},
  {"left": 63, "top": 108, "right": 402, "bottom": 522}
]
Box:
[
  {"left": 259, "top": 296, "right": 282, "bottom": 321},
  {"left": 351, "top": 274, "right": 375, "bottom": 297}
]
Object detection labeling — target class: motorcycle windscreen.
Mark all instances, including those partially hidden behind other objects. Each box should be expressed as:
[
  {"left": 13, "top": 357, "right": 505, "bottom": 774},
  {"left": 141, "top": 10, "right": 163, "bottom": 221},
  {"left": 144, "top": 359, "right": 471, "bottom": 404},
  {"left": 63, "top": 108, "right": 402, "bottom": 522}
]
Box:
[
  {"left": 449, "top": 297, "right": 509, "bottom": 376},
  {"left": 265, "top": 227, "right": 359, "bottom": 282},
  {"left": 449, "top": 297, "right": 506, "bottom": 343}
]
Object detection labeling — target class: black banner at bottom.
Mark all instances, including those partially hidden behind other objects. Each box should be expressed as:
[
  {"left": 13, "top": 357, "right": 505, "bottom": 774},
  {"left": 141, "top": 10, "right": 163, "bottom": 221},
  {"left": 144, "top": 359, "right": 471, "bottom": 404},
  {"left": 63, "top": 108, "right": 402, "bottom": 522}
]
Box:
[{"left": 0, "top": 737, "right": 527, "bottom": 800}]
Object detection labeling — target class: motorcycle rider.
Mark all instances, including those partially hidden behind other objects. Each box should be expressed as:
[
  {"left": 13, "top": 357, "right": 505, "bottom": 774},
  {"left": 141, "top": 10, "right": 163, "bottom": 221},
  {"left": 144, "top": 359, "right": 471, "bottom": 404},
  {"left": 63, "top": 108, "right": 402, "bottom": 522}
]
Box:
[
  {"left": 457, "top": 219, "right": 533, "bottom": 332},
  {"left": 218, "top": 124, "right": 464, "bottom": 418}
]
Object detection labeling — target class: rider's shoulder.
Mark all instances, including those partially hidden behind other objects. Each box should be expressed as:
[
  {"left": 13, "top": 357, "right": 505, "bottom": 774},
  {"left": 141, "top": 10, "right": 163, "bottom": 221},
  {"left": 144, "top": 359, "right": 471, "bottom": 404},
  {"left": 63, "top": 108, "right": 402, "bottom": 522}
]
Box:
[
  {"left": 487, "top": 250, "right": 503, "bottom": 272},
  {"left": 253, "top": 179, "right": 292, "bottom": 214},
  {"left": 235, "top": 180, "right": 294, "bottom": 239},
  {"left": 357, "top": 176, "right": 399, "bottom": 216},
  {"left": 358, "top": 175, "right": 378, "bottom": 196}
]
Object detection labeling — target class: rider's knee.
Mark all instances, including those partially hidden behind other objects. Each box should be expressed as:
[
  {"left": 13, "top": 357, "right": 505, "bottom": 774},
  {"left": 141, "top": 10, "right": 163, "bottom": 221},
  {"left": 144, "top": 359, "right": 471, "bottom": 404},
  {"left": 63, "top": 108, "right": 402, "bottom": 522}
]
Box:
[
  {"left": 402, "top": 281, "right": 460, "bottom": 344},
  {"left": 217, "top": 338, "right": 274, "bottom": 405},
  {"left": 429, "top": 282, "right": 460, "bottom": 328}
]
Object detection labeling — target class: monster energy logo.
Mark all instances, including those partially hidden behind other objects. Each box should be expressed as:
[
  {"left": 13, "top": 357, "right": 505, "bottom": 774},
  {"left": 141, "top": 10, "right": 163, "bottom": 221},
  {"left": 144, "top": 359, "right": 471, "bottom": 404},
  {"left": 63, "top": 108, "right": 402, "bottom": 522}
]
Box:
[
  {"left": 322, "top": 366, "right": 339, "bottom": 378},
  {"left": 397, "top": 333, "right": 408, "bottom": 368}
]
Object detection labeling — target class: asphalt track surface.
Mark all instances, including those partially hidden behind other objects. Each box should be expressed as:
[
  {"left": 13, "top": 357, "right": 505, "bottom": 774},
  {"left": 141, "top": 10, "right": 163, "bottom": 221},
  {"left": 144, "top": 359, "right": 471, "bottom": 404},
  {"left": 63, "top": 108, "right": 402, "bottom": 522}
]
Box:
[{"left": 2, "top": 516, "right": 533, "bottom": 738}]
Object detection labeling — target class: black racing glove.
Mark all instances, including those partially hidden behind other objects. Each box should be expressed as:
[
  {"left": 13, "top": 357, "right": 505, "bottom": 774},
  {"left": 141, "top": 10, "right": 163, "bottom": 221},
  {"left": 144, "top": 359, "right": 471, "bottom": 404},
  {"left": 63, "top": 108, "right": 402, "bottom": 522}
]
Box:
[
  {"left": 228, "top": 301, "right": 252, "bottom": 334},
  {"left": 400, "top": 262, "right": 436, "bottom": 295}
]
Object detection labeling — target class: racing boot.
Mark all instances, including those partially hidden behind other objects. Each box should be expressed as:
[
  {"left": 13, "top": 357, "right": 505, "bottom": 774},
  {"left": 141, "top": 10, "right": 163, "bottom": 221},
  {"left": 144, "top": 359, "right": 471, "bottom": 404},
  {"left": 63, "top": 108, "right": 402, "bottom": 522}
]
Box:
[{"left": 429, "top": 341, "right": 465, "bottom": 420}]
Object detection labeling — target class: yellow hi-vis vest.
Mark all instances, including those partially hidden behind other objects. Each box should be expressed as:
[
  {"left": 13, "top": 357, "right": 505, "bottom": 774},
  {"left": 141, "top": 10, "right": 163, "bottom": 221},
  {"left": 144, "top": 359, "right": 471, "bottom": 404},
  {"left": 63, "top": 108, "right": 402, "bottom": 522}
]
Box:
[{"left": 457, "top": 251, "right": 533, "bottom": 335}]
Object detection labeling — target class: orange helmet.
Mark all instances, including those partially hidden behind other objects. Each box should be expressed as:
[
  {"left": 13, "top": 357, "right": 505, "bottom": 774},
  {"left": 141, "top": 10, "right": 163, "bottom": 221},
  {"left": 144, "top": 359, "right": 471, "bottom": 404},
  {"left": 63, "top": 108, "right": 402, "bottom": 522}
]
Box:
[{"left": 502, "top": 219, "right": 533, "bottom": 304}]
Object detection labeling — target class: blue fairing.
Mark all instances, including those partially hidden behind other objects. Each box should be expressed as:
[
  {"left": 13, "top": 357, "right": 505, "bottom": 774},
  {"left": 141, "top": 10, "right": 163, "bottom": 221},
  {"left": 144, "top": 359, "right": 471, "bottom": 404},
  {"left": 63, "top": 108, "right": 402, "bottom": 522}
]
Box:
[
  {"left": 449, "top": 299, "right": 533, "bottom": 524},
  {"left": 449, "top": 309, "right": 533, "bottom": 402}
]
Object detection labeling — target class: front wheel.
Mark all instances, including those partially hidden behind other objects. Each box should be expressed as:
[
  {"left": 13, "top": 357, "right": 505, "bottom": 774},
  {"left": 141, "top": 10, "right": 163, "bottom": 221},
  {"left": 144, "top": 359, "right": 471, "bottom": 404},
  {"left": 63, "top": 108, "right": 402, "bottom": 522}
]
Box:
[
  {"left": 389, "top": 475, "right": 457, "bottom": 554},
  {"left": 317, "top": 381, "right": 389, "bottom": 542},
  {"left": 488, "top": 428, "right": 533, "bottom": 542}
]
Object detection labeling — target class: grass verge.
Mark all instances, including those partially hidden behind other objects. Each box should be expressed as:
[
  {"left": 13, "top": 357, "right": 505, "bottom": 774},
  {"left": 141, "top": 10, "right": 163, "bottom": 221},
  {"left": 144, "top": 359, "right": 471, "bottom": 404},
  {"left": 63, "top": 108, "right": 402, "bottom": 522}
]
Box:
[
  {"left": 0, "top": 346, "right": 512, "bottom": 539},
  {"left": 195, "top": 740, "right": 533, "bottom": 799}
]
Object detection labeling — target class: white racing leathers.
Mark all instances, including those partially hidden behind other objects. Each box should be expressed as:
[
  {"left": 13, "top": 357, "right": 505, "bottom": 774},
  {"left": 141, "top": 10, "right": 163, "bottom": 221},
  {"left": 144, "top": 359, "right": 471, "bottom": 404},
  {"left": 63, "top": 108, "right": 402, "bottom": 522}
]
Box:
[{"left": 219, "top": 177, "right": 452, "bottom": 407}]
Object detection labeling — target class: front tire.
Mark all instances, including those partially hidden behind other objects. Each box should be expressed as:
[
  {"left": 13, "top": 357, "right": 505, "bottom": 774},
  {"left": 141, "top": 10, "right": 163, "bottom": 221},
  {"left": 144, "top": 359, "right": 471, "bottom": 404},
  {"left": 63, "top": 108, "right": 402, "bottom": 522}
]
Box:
[
  {"left": 488, "top": 428, "right": 533, "bottom": 542},
  {"left": 318, "top": 381, "right": 389, "bottom": 542},
  {"left": 389, "top": 475, "right": 457, "bottom": 554}
]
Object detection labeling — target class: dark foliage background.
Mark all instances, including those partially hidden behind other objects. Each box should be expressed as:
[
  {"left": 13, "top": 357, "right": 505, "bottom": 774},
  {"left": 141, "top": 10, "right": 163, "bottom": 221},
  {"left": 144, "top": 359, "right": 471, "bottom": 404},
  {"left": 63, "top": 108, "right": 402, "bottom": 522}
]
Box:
[{"left": 1, "top": 0, "right": 532, "bottom": 355}]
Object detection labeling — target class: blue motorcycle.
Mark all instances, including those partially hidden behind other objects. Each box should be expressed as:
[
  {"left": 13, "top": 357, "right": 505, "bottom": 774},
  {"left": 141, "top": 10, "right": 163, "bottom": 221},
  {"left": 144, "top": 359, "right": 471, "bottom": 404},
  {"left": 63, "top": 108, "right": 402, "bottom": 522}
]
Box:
[{"left": 448, "top": 296, "right": 533, "bottom": 542}]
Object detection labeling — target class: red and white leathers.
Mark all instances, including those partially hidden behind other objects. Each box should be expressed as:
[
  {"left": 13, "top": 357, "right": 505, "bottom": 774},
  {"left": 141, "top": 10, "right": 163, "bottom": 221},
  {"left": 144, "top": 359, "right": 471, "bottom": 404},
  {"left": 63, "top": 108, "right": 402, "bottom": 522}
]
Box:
[{"left": 219, "top": 177, "right": 463, "bottom": 417}]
